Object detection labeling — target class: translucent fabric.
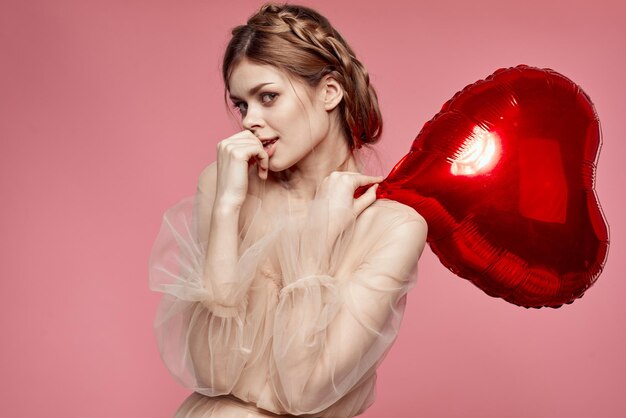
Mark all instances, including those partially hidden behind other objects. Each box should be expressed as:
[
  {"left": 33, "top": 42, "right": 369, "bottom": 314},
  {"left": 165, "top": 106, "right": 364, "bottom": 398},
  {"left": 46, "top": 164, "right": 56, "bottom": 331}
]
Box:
[{"left": 149, "top": 166, "right": 427, "bottom": 417}]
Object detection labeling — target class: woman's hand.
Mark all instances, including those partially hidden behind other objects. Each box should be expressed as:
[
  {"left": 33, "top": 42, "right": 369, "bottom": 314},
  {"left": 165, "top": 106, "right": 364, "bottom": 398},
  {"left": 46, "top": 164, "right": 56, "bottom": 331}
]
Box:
[
  {"left": 314, "top": 171, "right": 383, "bottom": 246},
  {"left": 215, "top": 130, "right": 268, "bottom": 209}
]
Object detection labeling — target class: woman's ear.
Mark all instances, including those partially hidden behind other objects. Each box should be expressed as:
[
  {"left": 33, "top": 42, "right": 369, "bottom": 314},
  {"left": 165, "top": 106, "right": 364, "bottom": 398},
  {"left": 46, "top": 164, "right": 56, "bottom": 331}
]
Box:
[{"left": 320, "top": 74, "right": 344, "bottom": 111}]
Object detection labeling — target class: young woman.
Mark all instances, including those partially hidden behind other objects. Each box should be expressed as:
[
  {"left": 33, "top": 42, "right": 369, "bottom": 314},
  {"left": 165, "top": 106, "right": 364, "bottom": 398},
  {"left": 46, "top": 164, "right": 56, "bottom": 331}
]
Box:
[{"left": 149, "top": 3, "right": 427, "bottom": 417}]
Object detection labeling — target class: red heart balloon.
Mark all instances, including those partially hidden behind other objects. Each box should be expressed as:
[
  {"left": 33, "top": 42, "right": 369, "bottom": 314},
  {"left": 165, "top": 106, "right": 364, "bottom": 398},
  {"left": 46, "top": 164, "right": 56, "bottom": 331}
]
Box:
[{"left": 375, "top": 65, "right": 609, "bottom": 308}]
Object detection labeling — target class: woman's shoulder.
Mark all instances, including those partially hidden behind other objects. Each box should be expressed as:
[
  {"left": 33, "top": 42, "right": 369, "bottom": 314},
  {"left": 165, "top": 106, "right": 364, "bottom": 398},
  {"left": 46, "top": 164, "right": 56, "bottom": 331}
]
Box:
[
  {"left": 353, "top": 198, "right": 427, "bottom": 250},
  {"left": 366, "top": 198, "right": 427, "bottom": 228}
]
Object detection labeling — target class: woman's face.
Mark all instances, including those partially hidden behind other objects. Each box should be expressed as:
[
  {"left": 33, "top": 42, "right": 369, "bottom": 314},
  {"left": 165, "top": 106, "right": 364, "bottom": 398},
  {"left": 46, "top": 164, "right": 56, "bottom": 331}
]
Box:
[{"left": 227, "top": 60, "right": 332, "bottom": 172}]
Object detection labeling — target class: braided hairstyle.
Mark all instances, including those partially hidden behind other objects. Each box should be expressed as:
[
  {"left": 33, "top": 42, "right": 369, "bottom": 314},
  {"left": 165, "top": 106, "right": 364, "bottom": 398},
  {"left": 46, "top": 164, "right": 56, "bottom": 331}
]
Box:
[{"left": 222, "top": 3, "right": 382, "bottom": 150}]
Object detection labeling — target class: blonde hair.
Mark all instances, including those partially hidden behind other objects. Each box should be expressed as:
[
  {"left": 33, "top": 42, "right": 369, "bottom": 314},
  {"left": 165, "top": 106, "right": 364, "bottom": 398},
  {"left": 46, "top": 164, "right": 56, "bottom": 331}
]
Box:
[{"left": 222, "top": 2, "right": 383, "bottom": 150}]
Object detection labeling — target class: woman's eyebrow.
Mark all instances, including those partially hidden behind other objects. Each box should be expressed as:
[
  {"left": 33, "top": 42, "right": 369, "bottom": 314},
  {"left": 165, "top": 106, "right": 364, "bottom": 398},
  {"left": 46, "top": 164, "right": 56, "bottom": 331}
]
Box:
[{"left": 229, "top": 82, "right": 276, "bottom": 100}]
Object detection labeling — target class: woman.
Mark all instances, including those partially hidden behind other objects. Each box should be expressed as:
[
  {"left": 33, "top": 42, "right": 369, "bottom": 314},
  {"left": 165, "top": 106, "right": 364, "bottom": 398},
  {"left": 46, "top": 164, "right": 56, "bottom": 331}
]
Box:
[{"left": 149, "top": 3, "right": 427, "bottom": 417}]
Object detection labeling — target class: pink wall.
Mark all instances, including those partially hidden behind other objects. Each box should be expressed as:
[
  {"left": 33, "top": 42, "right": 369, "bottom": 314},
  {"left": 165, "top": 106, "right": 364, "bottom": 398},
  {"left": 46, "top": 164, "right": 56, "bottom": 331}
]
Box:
[{"left": 2, "top": 0, "right": 624, "bottom": 416}]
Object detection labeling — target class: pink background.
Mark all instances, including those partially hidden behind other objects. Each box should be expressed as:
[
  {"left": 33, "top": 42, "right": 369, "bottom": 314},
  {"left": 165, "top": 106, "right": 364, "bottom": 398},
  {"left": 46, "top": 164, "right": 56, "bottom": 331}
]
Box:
[{"left": 2, "top": 0, "right": 624, "bottom": 416}]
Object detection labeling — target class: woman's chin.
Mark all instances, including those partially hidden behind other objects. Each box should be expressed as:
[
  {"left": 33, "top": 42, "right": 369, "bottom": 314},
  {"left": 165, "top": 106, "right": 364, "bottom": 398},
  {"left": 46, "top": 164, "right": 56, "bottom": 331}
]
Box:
[
  {"left": 268, "top": 158, "right": 287, "bottom": 173},
  {"left": 268, "top": 161, "right": 300, "bottom": 180}
]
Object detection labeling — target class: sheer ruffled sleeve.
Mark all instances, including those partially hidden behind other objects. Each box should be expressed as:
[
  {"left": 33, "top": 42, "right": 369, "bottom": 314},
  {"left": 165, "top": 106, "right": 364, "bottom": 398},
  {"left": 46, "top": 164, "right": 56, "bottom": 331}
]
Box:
[
  {"left": 268, "top": 198, "right": 427, "bottom": 415},
  {"left": 148, "top": 167, "right": 267, "bottom": 395}
]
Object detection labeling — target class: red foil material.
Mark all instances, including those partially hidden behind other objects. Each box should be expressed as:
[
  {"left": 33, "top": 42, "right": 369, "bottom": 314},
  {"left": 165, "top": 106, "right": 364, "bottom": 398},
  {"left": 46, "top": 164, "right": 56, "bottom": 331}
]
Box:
[{"left": 374, "top": 65, "right": 609, "bottom": 308}]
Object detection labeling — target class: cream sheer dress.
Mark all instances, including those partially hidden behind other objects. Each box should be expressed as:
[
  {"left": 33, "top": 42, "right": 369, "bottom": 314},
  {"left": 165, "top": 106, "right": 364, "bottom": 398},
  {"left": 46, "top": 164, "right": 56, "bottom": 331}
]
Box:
[{"left": 149, "top": 160, "right": 427, "bottom": 417}]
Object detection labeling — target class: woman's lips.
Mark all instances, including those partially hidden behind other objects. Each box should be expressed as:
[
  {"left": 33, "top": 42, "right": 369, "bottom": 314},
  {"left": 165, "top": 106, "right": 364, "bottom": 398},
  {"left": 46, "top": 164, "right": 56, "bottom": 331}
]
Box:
[{"left": 261, "top": 138, "right": 278, "bottom": 157}]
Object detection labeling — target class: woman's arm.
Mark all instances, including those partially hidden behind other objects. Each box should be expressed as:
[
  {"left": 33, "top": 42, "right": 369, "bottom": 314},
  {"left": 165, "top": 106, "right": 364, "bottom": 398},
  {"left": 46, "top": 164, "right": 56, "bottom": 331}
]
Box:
[
  {"left": 149, "top": 127, "right": 277, "bottom": 396},
  {"left": 198, "top": 129, "right": 269, "bottom": 314},
  {"left": 196, "top": 162, "right": 250, "bottom": 315},
  {"left": 148, "top": 157, "right": 266, "bottom": 395},
  {"left": 270, "top": 199, "right": 428, "bottom": 414}
]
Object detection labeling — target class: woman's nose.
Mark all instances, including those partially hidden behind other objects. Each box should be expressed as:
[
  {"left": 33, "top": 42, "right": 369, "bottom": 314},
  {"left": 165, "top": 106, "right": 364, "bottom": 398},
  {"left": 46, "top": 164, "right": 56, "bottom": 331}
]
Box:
[{"left": 242, "top": 106, "right": 264, "bottom": 131}]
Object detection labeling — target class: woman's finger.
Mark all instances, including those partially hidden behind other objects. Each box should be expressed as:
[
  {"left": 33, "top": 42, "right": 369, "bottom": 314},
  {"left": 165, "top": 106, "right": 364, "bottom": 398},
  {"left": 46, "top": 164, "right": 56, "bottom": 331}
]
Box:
[
  {"left": 231, "top": 129, "right": 260, "bottom": 141},
  {"left": 326, "top": 172, "right": 383, "bottom": 188},
  {"left": 256, "top": 149, "right": 269, "bottom": 180},
  {"left": 353, "top": 183, "right": 379, "bottom": 215},
  {"left": 351, "top": 174, "right": 384, "bottom": 188}
]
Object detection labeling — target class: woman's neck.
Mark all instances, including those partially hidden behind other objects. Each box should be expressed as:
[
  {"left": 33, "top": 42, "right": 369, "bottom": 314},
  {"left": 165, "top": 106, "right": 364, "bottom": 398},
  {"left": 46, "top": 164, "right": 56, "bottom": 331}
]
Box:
[{"left": 271, "top": 136, "right": 360, "bottom": 201}]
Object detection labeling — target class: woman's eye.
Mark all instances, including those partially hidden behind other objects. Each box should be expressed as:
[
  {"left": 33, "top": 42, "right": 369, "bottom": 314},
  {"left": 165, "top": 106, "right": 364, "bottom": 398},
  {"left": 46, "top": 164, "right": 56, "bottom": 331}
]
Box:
[
  {"left": 261, "top": 93, "right": 277, "bottom": 103},
  {"left": 232, "top": 102, "right": 247, "bottom": 114}
]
